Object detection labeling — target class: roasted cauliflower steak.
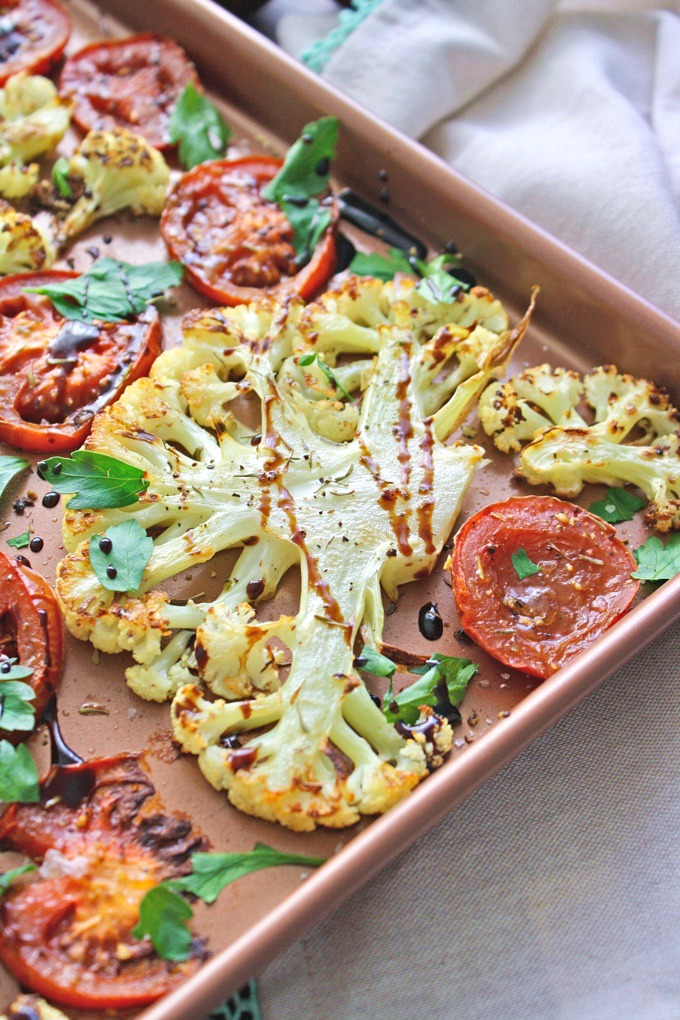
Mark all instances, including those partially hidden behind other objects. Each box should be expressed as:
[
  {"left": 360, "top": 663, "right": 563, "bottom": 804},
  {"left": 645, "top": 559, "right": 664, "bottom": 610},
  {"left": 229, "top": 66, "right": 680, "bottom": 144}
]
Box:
[{"left": 56, "top": 275, "right": 533, "bottom": 830}]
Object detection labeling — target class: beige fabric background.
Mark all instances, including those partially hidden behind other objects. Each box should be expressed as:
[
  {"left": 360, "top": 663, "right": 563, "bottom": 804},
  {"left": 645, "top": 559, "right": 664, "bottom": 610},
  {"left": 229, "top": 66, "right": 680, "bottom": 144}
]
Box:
[{"left": 242, "top": 2, "right": 680, "bottom": 1016}]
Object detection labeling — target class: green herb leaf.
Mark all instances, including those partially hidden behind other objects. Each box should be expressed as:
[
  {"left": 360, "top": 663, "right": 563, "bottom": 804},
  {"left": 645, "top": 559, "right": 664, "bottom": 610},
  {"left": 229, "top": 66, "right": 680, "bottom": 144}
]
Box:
[
  {"left": 262, "top": 117, "right": 339, "bottom": 203},
  {"left": 39, "top": 451, "right": 148, "bottom": 510},
  {"left": 589, "top": 488, "right": 646, "bottom": 524},
  {"left": 385, "top": 654, "right": 478, "bottom": 725},
  {"left": 0, "top": 741, "right": 39, "bottom": 803},
  {"left": 169, "top": 83, "right": 232, "bottom": 170},
  {"left": 260, "top": 118, "right": 338, "bottom": 263},
  {"left": 25, "top": 258, "right": 184, "bottom": 323},
  {"left": 511, "top": 548, "right": 541, "bottom": 580},
  {"left": 415, "top": 254, "right": 468, "bottom": 303},
  {"left": 632, "top": 533, "right": 680, "bottom": 582},
  {"left": 89, "top": 519, "right": 153, "bottom": 593},
  {"left": 0, "top": 658, "right": 33, "bottom": 681},
  {"left": 0, "top": 456, "right": 29, "bottom": 504},
  {"left": 354, "top": 646, "right": 397, "bottom": 679},
  {"left": 52, "top": 156, "right": 73, "bottom": 198},
  {"left": 0, "top": 681, "right": 36, "bottom": 732},
  {"left": 348, "top": 247, "right": 413, "bottom": 281},
  {"left": 299, "top": 352, "right": 352, "bottom": 401},
  {"left": 280, "top": 197, "right": 332, "bottom": 259},
  {"left": 0, "top": 862, "right": 37, "bottom": 895},
  {"left": 132, "top": 884, "right": 193, "bottom": 961},
  {"left": 168, "top": 844, "right": 326, "bottom": 905},
  {"left": 6, "top": 530, "right": 30, "bottom": 549}
]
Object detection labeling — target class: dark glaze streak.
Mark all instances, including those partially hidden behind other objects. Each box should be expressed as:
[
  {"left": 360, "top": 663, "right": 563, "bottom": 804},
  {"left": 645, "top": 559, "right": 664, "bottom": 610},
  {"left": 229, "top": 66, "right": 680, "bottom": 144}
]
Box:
[
  {"left": 42, "top": 698, "right": 83, "bottom": 768},
  {"left": 394, "top": 344, "right": 414, "bottom": 492},
  {"left": 229, "top": 745, "right": 257, "bottom": 771},
  {"left": 357, "top": 434, "right": 413, "bottom": 557},
  {"left": 37, "top": 609, "right": 51, "bottom": 669},
  {"left": 416, "top": 418, "right": 436, "bottom": 554}
]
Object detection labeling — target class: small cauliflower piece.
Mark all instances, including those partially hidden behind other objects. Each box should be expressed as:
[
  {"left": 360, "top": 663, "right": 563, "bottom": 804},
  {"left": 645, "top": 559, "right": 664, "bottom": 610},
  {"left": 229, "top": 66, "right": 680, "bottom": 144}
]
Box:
[
  {"left": 480, "top": 363, "right": 680, "bottom": 531},
  {"left": 57, "top": 275, "right": 534, "bottom": 830},
  {"left": 0, "top": 73, "right": 72, "bottom": 198},
  {"left": 0, "top": 198, "right": 53, "bottom": 274},
  {"left": 1, "top": 995, "right": 71, "bottom": 1020},
  {"left": 57, "top": 127, "right": 170, "bottom": 244}
]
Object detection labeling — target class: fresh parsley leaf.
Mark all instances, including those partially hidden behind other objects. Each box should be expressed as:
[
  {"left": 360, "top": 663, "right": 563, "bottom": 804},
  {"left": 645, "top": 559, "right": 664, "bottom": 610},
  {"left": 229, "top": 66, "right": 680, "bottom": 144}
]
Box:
[
  {"left": 511, "top": 548, "right": 541, "bottom": 580},
  {"left": 348, "top": 247, "right": 413, "bottom": 281},
  {"left": 169, "top": 83, "right": 232, "bottom": 169},
  {"left": 0, "top": 681, "right": 36, "bottom": 732},
  {"left": 415, "top": 254, "right": 469, "bottom": 303},
  {"left": 353, "top": 647, "right": 397, "bottom": 679},
  {"left": 632, "top": 533, "right": 680, "bottom": 582},
  {"left": 261, "top": 118, "right": 338, "bottom": 263},
  {"left": 262, "top": 116, "right": 339, "bottom": 203},
  {"left": 0, "top": 456, "right": 29, "bottom": 504},
  {"left": 589, "top": 488, "right": 646, "bottom": 524},
  {"left": 134, "top": 844, "right": 325, "bottom": 961},
  {"left": 280, "top": 197, "right": 332, "bottom": 259},
  {"left": 299, "top": 352, "right": 352, "bottom": 401},
  {"left": 52, "top": 156, "right": 73, "bottom": 198},
  {"left": 25, "top": 258, "right": 184, "bottom": 323},
  {"left": 168, "top": 844, "right": 326, "bottom": 905},
  {"left": 89, "top": 519, "right": 153, "bottom": 593},
  {"left": 385, "top": 654, "right": 478, "bottom": 725},
  {"left": 0, "top": 741, "right": 39, "bottom": 803},
  {"left": 0, "top": 658, "right": 33, "bottom": 681},
  {"left": 0, "top": 862, "right": 36, "bottom": 895},
  {"left": 6, "top": 530, "right": 30, "bottom": 549},
  {"left": 132, "top": 884, "right": 193, "bottom": 961},
  {"left": 39, "top": 451, "right": 148, "bottom": 510}
]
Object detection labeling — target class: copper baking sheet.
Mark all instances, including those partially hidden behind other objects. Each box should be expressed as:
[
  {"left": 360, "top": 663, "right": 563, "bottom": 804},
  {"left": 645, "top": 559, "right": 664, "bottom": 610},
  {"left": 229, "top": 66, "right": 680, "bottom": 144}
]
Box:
[{"left": 1, "top": 1, "right": 679, "bottom": 1017}]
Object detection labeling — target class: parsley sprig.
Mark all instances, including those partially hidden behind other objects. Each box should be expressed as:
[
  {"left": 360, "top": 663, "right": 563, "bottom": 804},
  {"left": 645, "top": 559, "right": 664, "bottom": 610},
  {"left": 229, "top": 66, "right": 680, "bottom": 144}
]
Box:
[
  {"left": 38, "top": 451, "right": 148, "bottom": 510},
  {"left": 511, "top": 548, "right": 541, "bottom": 580},
  {"left": 349, "top": 247, "right": 471, "bottom": 303},
  {"left": 0, "top": 455, "right": 29, "bottom": 505},
  {"left": 262, "top": 117, "right": 339, "bottom": 263},
  {"left": 299, "top": 352, "right": 352, "bottom": 401},
  {"left": 589, "top": 488, "right": 645, "bottom": 524},
  {"left": 0, "top": 741, "right": 39, "bottom": 803},
  {"left": 632, "top": 533, "right": 680, "bottom": 582},
  {"left": 25, "top": 258, "right": 183, "bottom": 323},
  {"left": 89, "top": 519, "right": 154, "bottom": 593},
  {"left": 356, "top": 649, "right": 478, "bottom": 726},
  {"left": 169, "top": 84, "right": 232, "bottom": 169},
  {"left": 133, "top": 844, "right": 325, "bottom": 960}
]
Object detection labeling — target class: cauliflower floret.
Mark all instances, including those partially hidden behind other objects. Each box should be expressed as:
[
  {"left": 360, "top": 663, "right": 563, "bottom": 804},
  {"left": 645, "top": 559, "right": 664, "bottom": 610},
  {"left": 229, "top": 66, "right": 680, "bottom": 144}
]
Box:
[
  {"left": 1, "top": 995, "right": 72, "bottom": 1020},
  {"left": 0, "top": 198, "right": 53, "bottom": 274},
  {"left": 480, "top": 363, "right": 680, "bottom": 531},
  {"left": 0, "top": 73, "right": 72, "bottom": 198},
  {"left": 56, "top": 276, "right": 534, "bottom": 830},
  {"left": 478, "top": 363, "right": 585, "bottom": 451},
  {"left": 57, "top": 127, "right": 170, "bottom": 244}
]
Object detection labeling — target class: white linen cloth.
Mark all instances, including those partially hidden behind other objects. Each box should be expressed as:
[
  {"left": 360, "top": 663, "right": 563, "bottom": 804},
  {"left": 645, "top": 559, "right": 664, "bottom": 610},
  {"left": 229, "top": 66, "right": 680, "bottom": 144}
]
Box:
[{"left": 248, "top": 2, "right": 680, "bottom": 1017}]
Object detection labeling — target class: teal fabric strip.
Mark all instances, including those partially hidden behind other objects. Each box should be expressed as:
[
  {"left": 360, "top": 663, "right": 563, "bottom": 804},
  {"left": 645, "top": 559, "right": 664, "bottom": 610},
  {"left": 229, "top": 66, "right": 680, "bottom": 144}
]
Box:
[
  {"left": 301, "top": 0, "right": 387, "bottom": 73},
  {"left": 208, "top": 980, "right": 262, "bottom": 1020}
]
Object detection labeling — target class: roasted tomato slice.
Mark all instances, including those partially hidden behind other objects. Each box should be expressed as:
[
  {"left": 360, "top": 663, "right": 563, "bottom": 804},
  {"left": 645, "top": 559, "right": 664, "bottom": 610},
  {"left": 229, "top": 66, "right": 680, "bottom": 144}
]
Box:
[
  {"left": 59, "top": 33, "right": 199, "bottom": 150},
  {"left": 0, "top": 549, "right": 63, "bottom": 732},
  {"left": 0, "top": 0, "right": 70, "bottom": 86},
  {"left": 0, "top": 754, "right": 207, "bottom": 1010},
  {"left": 451, "top": 496, "right": 639, "bottom": 679},
  {"left": 161, "top": 156, "right": 338, "bottom": 305},
  {"left": 0, "top": 271, "right": 162, "bottom": 453}
]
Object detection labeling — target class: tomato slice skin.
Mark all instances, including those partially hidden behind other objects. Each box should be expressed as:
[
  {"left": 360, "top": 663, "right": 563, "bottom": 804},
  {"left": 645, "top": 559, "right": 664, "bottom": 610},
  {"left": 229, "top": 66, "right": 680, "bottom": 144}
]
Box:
[
  {"left": 451, "top": 496, "right": 639, "bottom": 679},
  {"left": 0, "top": 0, "right": 70, "bottom": 85},
  {"left": 0, "top": 270, "right": 162, "bottom": 453},
  {"left": 59, "top": 33, "right": 199, "bottom": 150},
  {"left": 0, "top": 754, "right": 207, "bottom": 1010},
  {"left": 0, "top": 549, "right": 63, "bottom": 731},
  {"left": 161, "top": 156, "right": 338, "bottom": 306}
]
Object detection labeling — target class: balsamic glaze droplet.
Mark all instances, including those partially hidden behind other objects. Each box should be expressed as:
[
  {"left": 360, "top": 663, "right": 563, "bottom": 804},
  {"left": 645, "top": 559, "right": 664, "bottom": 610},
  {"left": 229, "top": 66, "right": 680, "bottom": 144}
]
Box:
[
  {"left": 99, "top": 536, "right": 113, "bottom": 554},
  {"left": 11, "top": 1005, "right": 41, "bottom": 1020},
  {"left": 29, "top": 536, "right": 43, "bottom": 553},
  {"left": 106, "top": 564, "right": 117, "bottom": 579},
  {"left": 36, "top": 460, "right": 47, "bottom": 479},
  {"left": 418, "top": 601, "right": 443, "bottom": 641},
  {"left": 42, "top": 491, "right": 60, "bottom": 508},
  {"left": 0, "top": 660, "right": 11, "bottom": 673},
  {"left": 315, "top": 156, "right": 330, "bottom": 176},
  {"left": 220, "top": 734, "right": 241, "bottom": 749},
  {"left": 334, "top": 232, "right": 357, "bottom": 273},
  {"left": 370, "top": 693, "right": 382, "bottom": 708},
  {"left": 52, "top": 462, "right": 62, "bottom": 475},
  {"left": 14, "top": 554, "right": 31, "bottom": 567}
]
